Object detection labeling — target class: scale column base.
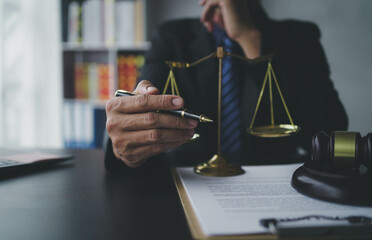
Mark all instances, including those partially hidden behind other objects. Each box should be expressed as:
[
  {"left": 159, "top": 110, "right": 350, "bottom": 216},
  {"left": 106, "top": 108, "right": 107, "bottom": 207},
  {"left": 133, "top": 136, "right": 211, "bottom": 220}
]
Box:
[{"left": 194, "top": 154, "right": 245, "bottom": 177}]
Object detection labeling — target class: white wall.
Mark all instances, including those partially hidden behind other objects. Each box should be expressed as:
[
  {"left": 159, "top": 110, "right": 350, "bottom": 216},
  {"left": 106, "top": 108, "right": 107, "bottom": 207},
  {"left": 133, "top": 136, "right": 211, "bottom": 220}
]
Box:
[
  {"left": 147, "top": 0, "right": 372, "bottom": 135},
  {"left": 0, "top": 0, "right": 62, "bottom": 148}
]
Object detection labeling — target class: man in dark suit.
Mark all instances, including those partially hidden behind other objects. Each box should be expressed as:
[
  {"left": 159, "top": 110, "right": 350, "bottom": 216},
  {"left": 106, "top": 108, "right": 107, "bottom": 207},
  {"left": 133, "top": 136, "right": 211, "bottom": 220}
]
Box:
[{"left": 104, "top": 0, "right": 347, "bottom": 170}]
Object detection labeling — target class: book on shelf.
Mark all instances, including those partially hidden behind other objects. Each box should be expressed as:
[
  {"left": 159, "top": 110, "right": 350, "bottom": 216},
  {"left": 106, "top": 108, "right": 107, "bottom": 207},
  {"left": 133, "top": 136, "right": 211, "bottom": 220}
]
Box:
[
  {"left": 98, "top": 64, "right": 110, "bottom": 100},
  {"left": 115, "top": 0, "right": 145, "bottom": 45},
  {"left": 104, "top": 0, "right": 115, "bottom": 45},
  {"left": 117, "top": 52, "right": 145, "bottom": 91},
  {"left": 66, "top": 0, "right": 145, "bottom": 45},
  {"left": 93, "top": 108, "right": 107, "bottom": 148},
  {"left": 67, "top": 1, "right": 82, "bottom": 43},
  {"left": 74, "top": 62, "right": 112, "bottom": 100},
  {"left": 63, "top": 101, "right": 106, "bottom": 149},
  {"left": 82, "top": 0, "right": 103, "bottom": 44},
  {"left": 88, "top": 63, "right": 99, "bottom": 100},
  {"left": 74, "top": 63, "right": 83, "bottom": 99},
  {"left": 115, "top": 1, "right": 135, "bottom": 44},
  {"left": 134, "top": 0, "right": 144, "bottom": 43}
]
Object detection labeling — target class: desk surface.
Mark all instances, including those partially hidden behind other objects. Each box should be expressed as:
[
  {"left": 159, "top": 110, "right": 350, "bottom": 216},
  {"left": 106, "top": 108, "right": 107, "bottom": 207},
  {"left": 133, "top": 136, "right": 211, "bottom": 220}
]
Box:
[{"left": 0, "top": 149, "right": 191, "bottom": 240}]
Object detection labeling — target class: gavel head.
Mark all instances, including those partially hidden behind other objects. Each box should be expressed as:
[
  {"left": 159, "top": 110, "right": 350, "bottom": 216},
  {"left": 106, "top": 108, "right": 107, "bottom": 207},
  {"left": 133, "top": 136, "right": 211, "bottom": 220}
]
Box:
[{"left": 310, "top": 131, "right": 372, "bottom": 173}]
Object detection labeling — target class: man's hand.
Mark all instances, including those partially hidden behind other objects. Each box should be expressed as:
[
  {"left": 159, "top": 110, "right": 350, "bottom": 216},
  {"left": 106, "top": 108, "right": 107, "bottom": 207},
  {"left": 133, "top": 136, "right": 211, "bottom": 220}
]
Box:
[
  {"left": 199, "top": 0, "right": 261, "bottom": 59},
  {"left": 105, "top": 80, "right": 198, "bottom": 168},
  {"left": 200, "top": 0, "right": 253, "bottom": 39}
]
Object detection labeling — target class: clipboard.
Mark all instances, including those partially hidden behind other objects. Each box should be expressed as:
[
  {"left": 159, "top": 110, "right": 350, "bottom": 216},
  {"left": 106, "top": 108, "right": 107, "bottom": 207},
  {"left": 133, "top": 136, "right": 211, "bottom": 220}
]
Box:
[
  {"left": 171, "top": 167, "right": 372, "bottom": 240},
  {"left": 172, "top": 168, "right": 274, "bottom": 240}
]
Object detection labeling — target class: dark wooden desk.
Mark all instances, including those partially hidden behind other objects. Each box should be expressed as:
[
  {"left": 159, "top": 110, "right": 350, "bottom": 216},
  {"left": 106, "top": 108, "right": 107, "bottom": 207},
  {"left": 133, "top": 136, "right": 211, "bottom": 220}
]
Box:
[{"left": 0, "top": 149, "right": 192, "bottom": 240}]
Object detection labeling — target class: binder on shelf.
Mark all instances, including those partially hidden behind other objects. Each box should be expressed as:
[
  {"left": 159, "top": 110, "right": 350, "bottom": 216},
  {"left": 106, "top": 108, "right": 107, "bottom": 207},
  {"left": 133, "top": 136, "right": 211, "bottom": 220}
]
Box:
[
  {"left": 93, "top": 108, "right": 107, "bottom": 148},
  {"left": 63, "top": 101, "right": 106, "bottom": 149},
  {"left": 82, "top": 0, "right": 103, "bottom": 44},
  {"left": 73, "top": 101, "right": 84, "bottom": 148},
  {"left": 63, "top": 102, "right": 73, "bottom": 148},
  {"left": 83, "top": 103, "right": 94, "bottom": 148},
  {"left": 115, "top": 0, "right": 145, "bottom": 45},
  {"left": 104, "top": 0, "right": 115, "bottom": 45},
  {"left": 134, "top": 0, "right": 145, "bottom": 43},
  {"left": 115, "top": 0, "right": 135, "bottom": 44}
]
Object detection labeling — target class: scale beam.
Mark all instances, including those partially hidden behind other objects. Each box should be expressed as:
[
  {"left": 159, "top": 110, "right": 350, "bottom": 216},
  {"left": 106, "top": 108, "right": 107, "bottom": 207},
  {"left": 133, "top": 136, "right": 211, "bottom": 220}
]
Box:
[{"left": 162, "top": 48, "right": 299, "bottom": 176}]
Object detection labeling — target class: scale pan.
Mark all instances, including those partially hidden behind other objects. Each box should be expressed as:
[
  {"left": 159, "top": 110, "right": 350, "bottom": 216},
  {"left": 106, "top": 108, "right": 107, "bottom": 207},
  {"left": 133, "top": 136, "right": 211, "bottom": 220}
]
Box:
[{"left": 248, "top": 124, "right": 300, "bottom": 138}]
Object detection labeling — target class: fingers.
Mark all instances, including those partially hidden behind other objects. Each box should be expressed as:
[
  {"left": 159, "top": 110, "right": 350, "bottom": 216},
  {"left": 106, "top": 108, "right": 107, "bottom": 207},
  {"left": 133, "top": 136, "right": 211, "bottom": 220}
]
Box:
[
  {"left": 106, "top": 93, "right": 184, "bottom": 114},
  {"left": 200, "top": 0, "right": 227, "bottom": 32},
  {"left": 213, "top": 8, "right": 224, "bottom": 27},
  {"left": 198, "top": 0, "right": 207, "bottom": 6},
  {"left": 200, "top": 0, "right": 254, "bottom": 40},
  {"left": 106, "top": 111, "right": 198, "bottom": 132},
  {"left": 135, "top": 80, "right": 159, "bottom": 95},
  {"left": 107, "top": 80, "right": 196, "bottom": 168},
  {"left": 200, "top": 0, "right": 217, "bottom": 32},
  {"left": 107, "top": 80, "right": 184, "bottom": 114}
]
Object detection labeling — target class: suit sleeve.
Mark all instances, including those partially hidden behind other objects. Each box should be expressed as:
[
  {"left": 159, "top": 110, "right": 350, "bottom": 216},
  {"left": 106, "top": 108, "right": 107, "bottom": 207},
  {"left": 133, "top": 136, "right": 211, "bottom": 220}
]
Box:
[{"left": 291, "top": 23, "right": 348, "bottom": 151}]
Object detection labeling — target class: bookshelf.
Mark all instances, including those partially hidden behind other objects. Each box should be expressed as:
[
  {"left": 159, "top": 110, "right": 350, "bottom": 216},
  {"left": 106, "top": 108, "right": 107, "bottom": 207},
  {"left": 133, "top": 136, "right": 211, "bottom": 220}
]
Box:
[{"left": 61, "top": 0, "right": 150, "bottom": 149}]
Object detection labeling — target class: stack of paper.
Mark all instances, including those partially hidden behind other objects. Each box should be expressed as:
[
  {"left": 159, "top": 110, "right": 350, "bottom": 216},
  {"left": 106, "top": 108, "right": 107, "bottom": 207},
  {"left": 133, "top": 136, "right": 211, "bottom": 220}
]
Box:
[{"left": 174, "top": 164, "right": 372, "bottom": 239}]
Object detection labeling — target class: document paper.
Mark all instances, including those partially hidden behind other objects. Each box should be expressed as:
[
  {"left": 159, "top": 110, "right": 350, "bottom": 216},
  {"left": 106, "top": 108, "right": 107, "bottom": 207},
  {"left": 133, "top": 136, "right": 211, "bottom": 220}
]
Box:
[{"left": 175, "top": 164, "right": 372, "bottom": 237}]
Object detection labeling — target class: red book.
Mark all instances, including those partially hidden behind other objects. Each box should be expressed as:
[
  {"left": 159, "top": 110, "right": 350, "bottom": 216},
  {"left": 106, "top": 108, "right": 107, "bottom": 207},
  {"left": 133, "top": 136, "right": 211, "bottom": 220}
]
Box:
[
  {"left": 74, "top": 63, "right": 83, "bottom": 99},
  {"left": 98, "top": 64, "right": 109, "bottom": 100}
]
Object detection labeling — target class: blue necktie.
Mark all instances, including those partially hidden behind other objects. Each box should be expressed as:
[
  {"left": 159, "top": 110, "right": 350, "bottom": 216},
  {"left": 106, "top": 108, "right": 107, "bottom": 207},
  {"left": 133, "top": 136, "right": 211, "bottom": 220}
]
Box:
[{"left": 221, "top": 37, "right": 243, "bottom": 158}]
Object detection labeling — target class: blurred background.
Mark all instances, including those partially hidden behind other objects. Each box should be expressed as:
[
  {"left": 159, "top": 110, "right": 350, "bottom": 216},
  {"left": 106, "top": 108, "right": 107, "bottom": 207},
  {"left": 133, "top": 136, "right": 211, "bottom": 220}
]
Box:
[{"left": 0, "top": 0, "right": 371, "bottom": 149}]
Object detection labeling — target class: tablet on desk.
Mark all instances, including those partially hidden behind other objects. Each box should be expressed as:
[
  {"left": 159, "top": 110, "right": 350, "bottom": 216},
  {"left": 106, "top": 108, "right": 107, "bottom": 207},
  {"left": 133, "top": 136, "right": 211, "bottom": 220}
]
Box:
[{"left": 0, "top": 150, "right": 73, "bottom": 171}]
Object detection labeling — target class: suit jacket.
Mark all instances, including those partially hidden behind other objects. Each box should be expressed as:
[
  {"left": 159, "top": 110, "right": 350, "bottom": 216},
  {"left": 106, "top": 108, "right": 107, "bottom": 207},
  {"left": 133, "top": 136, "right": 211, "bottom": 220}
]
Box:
[{"left": 104, "top": 17, "right": 348, "bottom": 170}]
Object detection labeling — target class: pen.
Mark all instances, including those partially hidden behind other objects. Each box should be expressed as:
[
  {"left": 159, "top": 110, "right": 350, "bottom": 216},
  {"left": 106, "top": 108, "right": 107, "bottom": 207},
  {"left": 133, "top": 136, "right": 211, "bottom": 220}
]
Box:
[{"left": 115, "top": 90, "right": 213, "bottom": 123}]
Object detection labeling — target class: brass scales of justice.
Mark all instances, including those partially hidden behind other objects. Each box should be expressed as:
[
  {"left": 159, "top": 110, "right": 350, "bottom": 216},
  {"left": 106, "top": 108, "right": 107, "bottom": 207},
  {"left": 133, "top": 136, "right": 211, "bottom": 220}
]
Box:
[{"left": 162, "top": 47, "right": 300, "bottom": 177}]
